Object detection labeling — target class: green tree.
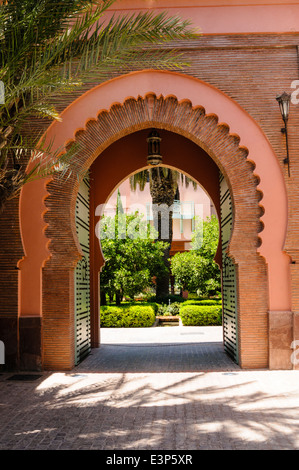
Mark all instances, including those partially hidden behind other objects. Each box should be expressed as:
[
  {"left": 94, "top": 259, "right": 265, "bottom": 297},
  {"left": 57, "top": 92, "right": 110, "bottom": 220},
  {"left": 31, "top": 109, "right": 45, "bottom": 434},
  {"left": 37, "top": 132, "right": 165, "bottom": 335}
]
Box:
[
  {"left": 99, "top": 211, "right": 168, "bottom": 304},
  {"left": 192, "top": 214, "right": 221, "bottom": 296},
  {"left": 0, "top": 0, "right": 197, "bottom": 212},
  {"left": 171, "top": 215, "right": 221, "bottom": 296},
  {"left": 192, "top": 214, "right": 219, "bottom": 257},
  {"left": 130, "top": 167, "right": 197, "bottom": 299},
  {"left": 170, "top": 251, "right": 203, "bottom": 293}
]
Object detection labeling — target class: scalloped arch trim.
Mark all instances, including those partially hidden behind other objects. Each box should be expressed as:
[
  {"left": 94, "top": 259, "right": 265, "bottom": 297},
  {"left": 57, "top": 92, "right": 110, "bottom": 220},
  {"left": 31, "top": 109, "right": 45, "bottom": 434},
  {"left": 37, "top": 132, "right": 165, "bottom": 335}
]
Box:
[
  {"left": 45, "top": 93, "right": 263, "bottom": 269},
  {"left": 19, "top": 70, "right": 290, "bottom": 322}
]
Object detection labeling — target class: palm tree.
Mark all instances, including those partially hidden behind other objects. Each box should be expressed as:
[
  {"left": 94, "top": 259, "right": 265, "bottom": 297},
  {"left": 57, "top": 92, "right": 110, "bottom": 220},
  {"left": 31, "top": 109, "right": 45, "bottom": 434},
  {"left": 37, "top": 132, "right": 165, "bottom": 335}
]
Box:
[
  {"left": 130, "top": 166, "right": 197, "bottom": 299},
  {"left": 0, "top": 0, "right": 197, "bottom": 213}
]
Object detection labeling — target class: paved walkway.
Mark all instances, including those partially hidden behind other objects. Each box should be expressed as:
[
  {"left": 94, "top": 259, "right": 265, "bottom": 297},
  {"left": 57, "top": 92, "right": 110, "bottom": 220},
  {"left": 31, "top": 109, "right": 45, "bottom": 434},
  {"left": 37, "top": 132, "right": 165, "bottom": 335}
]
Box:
[
  {"left": 85, "top": 326, "right": 240, "bottom": 373},
  {"left": 0, "top": 326, "right": 299, "bottom": 450}
]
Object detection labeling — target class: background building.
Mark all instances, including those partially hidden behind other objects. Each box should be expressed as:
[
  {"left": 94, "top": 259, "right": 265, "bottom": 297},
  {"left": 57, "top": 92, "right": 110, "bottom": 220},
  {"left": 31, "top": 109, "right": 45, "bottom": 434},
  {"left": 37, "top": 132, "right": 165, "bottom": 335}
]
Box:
[{"left": 105, "top": 174, "right": 217, "bottom": 255}]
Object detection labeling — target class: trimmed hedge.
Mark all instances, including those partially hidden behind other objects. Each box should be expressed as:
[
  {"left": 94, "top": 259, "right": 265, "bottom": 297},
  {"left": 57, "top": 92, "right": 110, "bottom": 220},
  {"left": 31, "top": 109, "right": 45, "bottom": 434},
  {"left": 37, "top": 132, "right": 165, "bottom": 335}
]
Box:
[
  {"left": 180, "top": 305, "right": 222, "bottom": 326},
  {"left": 116, "top": 301, "right": 159, "bottom": 314},
  {"left": 143, "top": 302, "right": 159, "bottom": 314},
  {"left": 100, "top": 305, "right": 156, "bottom": 328},
  {"left": 181, "top": 299, "right": 222, "bottom": 307}
]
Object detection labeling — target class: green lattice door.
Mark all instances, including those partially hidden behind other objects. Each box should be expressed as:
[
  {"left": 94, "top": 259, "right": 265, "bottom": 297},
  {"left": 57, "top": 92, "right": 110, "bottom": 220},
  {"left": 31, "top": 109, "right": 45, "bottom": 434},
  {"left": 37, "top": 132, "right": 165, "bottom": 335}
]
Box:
[
  {"left": 74, "top": 176, "right": 91, "bottom": 365},
  {"left": 220, "top": 173, "right": 239, "bottom": 364}
]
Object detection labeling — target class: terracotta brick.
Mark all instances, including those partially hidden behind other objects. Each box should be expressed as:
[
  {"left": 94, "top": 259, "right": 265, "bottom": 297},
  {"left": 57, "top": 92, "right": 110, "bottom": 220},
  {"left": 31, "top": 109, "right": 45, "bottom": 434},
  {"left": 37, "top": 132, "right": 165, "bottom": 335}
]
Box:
[{"left": 41, "top": 92, "right": 269, "bottom": 370}]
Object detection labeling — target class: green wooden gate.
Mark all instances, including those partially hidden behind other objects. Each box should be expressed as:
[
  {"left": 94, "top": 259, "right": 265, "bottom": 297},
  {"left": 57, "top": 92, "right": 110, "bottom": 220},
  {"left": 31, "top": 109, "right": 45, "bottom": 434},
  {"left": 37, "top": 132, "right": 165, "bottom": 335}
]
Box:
[
  {"left": 220, "top": 173, "right": 239, "bottom": 363},
  {"left": 74, "top": 176, "right": 91, "bottom": 365}
]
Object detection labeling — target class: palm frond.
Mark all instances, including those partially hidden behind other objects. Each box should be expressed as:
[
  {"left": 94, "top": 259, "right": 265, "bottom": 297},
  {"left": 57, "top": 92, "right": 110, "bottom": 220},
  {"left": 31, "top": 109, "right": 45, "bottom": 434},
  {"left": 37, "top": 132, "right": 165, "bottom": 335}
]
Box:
[
  {"left": 0, "top": 0, "right": 199, "bottom": 210},
  {"left": 130, "top": 167, "right": 198, "bottom": 195}
]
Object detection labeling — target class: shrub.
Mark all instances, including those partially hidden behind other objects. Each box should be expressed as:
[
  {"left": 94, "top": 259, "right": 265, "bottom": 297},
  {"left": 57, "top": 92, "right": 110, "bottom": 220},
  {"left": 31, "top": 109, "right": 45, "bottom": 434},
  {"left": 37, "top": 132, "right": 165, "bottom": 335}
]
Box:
[
  {"left": 155, "top": 302, "right": 181, "bottom": 316},
  {"left": 187, "top": 293, "right": 201, "bottom": 300},
  {"left": 100, "top": 306, "right": 127, "bottom": 328},
  {"left": 204, "top": 278, "right": 221, "bottom": 296},
  {"left": 181, "top": 299, "right": 222, "bottom": 307},
  {"left": 126, "top": 305, "right": 156, "bottom": 327},
  {"left": 157, "top": 304, "right": 168, "bottom": 316},
  {"left": 166, "top": 302, "right": 181, "bottom": 316},
  {"left": 180, "top": 305, "right": 222, "bottom": 326},
  {"left": 142, "top": 302, "right": 159, "bottom": 314},
  {"left": 100, "top": 305, "right": 155, "bottom": 327}
]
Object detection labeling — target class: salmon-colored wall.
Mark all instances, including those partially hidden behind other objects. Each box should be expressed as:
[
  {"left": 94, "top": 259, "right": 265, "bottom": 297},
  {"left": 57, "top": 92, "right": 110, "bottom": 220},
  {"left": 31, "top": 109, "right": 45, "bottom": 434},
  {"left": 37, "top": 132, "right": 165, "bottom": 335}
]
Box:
[
  {"left": 18, "top": 179, "right": 50, "bottom": 317},
  {"left": 19, "top": 70, "right": 290, "bottom": 319},
  {"left": 108, "top": 0, "right": 299, "bottom": 34}
]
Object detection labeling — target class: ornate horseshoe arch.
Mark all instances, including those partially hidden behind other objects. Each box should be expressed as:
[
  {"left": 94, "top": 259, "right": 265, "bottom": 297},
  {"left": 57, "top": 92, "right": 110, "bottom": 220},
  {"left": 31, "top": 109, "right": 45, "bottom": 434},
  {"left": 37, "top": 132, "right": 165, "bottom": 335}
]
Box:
[
  {"left": 45, "top": 94, "right": 263, "bottom": 264},
  {"left": 41, "top": 92, "right": 269, "bottom": 370}
]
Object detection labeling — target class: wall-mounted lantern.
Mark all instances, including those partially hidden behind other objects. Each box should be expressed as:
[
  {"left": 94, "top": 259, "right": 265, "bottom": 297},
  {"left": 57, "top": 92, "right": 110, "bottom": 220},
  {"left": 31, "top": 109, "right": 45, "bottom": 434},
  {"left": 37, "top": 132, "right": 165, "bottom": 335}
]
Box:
[
  {"left": 276, "top": 92, "right": 291, "bottom": 177},
  {"left": 147, "top": 129, "right": 162, "bottom": 166}
]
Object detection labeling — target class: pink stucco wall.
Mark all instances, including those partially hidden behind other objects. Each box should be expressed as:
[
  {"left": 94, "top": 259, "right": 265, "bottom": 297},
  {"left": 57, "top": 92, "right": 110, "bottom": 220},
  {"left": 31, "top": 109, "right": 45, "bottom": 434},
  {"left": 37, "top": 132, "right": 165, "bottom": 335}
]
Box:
[{"left": 107, "top": 0, "right": 299, "bottom": 34}]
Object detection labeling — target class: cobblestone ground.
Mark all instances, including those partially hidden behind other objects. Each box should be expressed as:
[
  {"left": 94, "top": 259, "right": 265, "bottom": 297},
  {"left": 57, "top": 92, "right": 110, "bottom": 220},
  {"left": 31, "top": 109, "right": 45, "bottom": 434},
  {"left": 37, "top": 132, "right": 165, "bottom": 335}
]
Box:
[{"left": 0, "top": 326, "right": 299, "bottom": 450}]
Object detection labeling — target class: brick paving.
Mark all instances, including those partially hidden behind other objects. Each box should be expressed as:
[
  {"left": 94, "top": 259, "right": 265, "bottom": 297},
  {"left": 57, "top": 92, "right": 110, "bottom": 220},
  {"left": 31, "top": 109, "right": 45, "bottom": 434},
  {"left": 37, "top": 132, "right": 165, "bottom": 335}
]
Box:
[{"left": 0, "top": 326, "right": 299, "bottom": 450}]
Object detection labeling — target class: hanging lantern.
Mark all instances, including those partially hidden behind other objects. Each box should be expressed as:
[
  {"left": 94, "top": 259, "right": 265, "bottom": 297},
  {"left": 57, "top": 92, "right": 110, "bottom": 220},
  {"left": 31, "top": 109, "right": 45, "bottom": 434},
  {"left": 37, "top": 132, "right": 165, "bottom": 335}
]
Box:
[
  {"left": 147, "top": 129, "right": 162, "bottom": 165},
  {"left": 276, "top": 92, "right": 291, "bottom": 123},
  {"left": 276, "top": 92, "right": 291, "bottom": 176}
]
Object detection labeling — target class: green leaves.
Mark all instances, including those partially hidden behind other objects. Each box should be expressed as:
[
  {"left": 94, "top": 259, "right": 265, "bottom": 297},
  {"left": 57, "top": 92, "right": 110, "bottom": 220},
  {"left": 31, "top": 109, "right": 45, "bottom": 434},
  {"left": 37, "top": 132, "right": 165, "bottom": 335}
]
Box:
[
  {"left": 191, "top": 214, "right": 219, "bottom": 257},
  {"left": 0, "top": 0, "right": 198, "bottom": 211},
  {"left": 171, "top": 251, "right": 206, "bottom": 292},
  {"left": 180, "top": 305, "right": 222, "bottom": 326},
  {"left": 100, "top": 211, "right": 169, "bottom": 302},
  {"left": 1, "top": 0, "right": 197, "bottom": 100},
  {"left": 170, "top": 215, "right": 221, "bottom": 296},
  {"left": 100, "top": 304, "right": 156, "bottom": 328}
]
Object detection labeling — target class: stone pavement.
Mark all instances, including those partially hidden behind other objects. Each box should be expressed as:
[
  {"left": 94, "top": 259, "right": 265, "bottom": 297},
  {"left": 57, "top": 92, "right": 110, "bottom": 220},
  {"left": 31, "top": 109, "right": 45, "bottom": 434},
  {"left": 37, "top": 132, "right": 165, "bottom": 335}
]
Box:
[{"left": 0, "top": 325, "right": 299, "bottom": 450}]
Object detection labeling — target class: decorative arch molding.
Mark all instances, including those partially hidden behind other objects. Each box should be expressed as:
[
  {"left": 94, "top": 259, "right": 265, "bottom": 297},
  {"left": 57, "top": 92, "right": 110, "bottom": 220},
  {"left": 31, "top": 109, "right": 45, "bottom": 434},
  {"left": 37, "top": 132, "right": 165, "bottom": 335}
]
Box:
[
  {"left": 19, "top": 70, "right": 290, "bottom": 323},
  {"left": 41, "top": 92, "right": 269, "bottom": 369},
  {"left": 44, "top": 93, "right": 262, "bottom": 271},
  {"left": 17, "top": 70, "right": 292, "bottom": 370}
]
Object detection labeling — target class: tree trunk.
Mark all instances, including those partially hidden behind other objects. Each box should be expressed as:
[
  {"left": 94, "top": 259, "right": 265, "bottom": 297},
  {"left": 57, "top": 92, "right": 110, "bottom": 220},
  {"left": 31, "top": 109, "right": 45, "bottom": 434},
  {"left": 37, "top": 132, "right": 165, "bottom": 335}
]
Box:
[
  {"left": 115, "top": 292, "right": 122, "bottom": 306},
  {"left": 155, "top": 241, "right": 171, "bottom": 299},
  {"left": 100, "top": 290, "right": 107, "bottom": 306},
  {"left": 149, "top": 168, "right": 176, "bottom": 299}
]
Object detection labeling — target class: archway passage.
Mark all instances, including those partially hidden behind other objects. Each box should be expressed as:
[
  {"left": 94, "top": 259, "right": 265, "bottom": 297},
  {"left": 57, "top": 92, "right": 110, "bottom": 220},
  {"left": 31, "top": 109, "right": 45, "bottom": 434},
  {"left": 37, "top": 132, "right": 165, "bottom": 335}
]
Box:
[
  {"left": 45, "top": 95, "right": 267, "bottom": 370},
  {"left": 18, "top": 74, "right": 292, "bottom": 371},
  {"left": 54, "top": 96, "right": 268, "bottom": 373},
  {"left": 88, "top": 129, "right": 240, "bottom": 364}
]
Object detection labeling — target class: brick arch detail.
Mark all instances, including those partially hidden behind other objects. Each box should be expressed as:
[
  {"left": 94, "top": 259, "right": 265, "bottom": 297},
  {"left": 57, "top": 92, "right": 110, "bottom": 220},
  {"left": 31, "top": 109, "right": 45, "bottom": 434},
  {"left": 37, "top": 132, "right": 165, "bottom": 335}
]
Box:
[
  {"left": 46, "top": 95, "right": 263, "bottom": 264},
  {"left": 42, "top": 93, "right": 269, "bottom": 370}
]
